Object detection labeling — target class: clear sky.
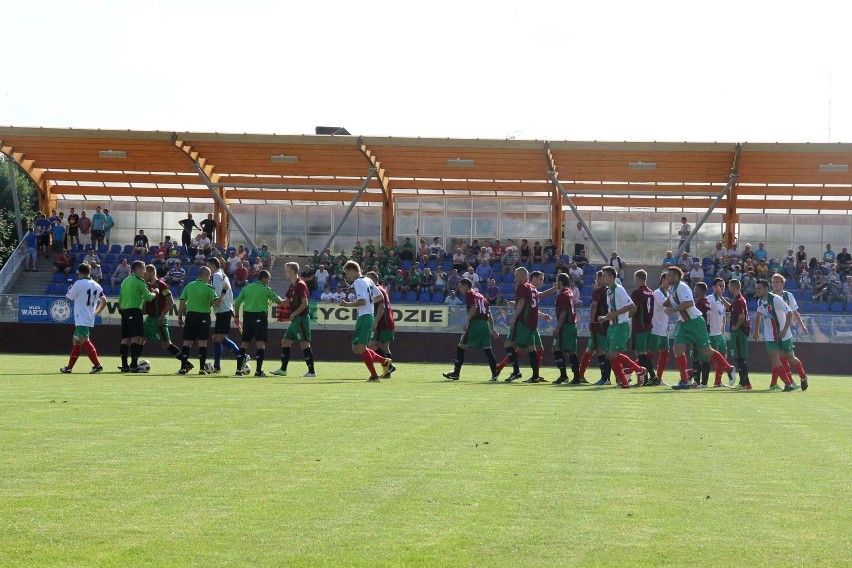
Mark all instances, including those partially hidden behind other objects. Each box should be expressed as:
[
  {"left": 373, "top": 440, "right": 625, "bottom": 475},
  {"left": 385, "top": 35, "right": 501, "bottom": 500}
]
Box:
[{"left": 1, "top": 0, "right": 850, "bottom": 143}]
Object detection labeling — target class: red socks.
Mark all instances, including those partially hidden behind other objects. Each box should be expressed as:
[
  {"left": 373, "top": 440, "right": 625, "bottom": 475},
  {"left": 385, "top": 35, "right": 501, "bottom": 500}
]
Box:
[
  {"left": 579, "top": 351, "right": 592, "bottom": 378},
  {"left": 361, "top": 351, "right": 377, "bottom": 376},
  {"left": 610, "top": 359, "right": 629, "bottom": 387},
  {"left": 496, "top": 356, "right": 510, "bottom": 372},
  {"left": 67, "top": 345, "right": 82, "bottom": 369},
  {"left": 772, "top": 366, "right": 792, "bottom": 386},
  {"left": 617, "top": 354, "right": 643, "bottom": 374},
  {"left": 710, "top": 349, "right": 733, "bottom": 373},
  {"left": 793, "top": 359, "right": 807, "bottom": 380},
  {"left": 536, "top": 348, "right": 543, "bottom": 367},
  {"left": 82, "top": 340, "right": 100, "bottom": 366},
  {"left": 656, "top": 351, "right": 668, "bottom": 381},
  {"left": 676, "top": 354, "right": 690, "bottom": 383}
]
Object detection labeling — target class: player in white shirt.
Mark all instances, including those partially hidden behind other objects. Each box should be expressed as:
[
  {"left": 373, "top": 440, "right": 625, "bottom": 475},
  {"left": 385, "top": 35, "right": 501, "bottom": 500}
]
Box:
[
  {"left": 208, "top": 257, "right": 241, "bottom": 373},
  {"left": 597, "top": 266, "right": 648, "bottom": 388},
  {"left": 650, "top": 273, "right": 672, "bottom": 384},
  {"left": 664, "top": 266, "right": 734, "bottom": 389},
  {"left": 753, "top": 277, "right": 808, "bottom": 392},
  {"left": 60, "top": 263, "right": 106, "bottom": 374},
  {"left": 705, "top": 278, "right": 732, "bottom": 387},
  {"left": 767, "top": 274, "right": 809, "bottom": 390},
  {"left": 341, "top": 261, "right": 392, "bottom": 381}
]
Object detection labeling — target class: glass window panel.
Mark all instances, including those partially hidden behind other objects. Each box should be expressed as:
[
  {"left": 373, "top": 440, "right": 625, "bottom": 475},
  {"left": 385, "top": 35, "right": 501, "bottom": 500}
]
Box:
[
  {"left": 472, "top": 197, "right": 496, "bottom": 210},
  {"left": 523, "top": 200, "right": 551, "bottom": 212},
  {"left": 420, "top": 211, "right": 444, "bottom": 238},
  {"left": 135, "top": 202, "right": 162, "bottom": 228},
  {"left": 281, "top": 236, "right": 306, "bottom": 255},
  {"left": 525, "top": 212, "right": 549, "bottom": 238},
  {"left": 473, "top": 213, "right": 498, "bottom": 237},
  {"left": 281, "top": 206, "right": 306, "bottom": 235},
  {"left": 821, "top": 215, "right": 851, "bottom": 246},
  {"left": 331, "top": 206, "right": 357, "bottom": 237},
  {"left": 500, "top": 199, "right": 526, "bottom": 211},
  {"left": 793, "top": 217, "right": 823, "bottom": 251},
  {"left": 500, "top": 212, "right": 525, "bottom": 238},
  {"left": 615, "top": 214, "right": 643, "bottom": 260},
  {"left": 448, "top": 215, "right": 472, "bottom": 238},
  {"left": 396, "top": 197, "right": 420, "bottom": 209},
  {"left": 306, "top": 206, "right": 332, "bottom": 234},
  {"left": 446, "top": 198, "right": 471, "bottom": 211},
  {"left": 419, "top": 198, "right": 445, "bottom": 210},
  {"left": 358, "top": 208, "right": 381, "bottom": 241},
  {"left": 396, "top": 210, "right": 418, "bottom": 236}
]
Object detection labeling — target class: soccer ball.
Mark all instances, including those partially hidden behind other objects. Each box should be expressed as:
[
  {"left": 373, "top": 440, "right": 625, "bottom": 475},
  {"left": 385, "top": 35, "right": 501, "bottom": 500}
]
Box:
[
  {"left": 242, "top": 362, "right": 252, "bottom": 376},
  {"left": 204, "top": 362, "right": 214, "bottom": 374},
  {"left": 138, "top": 360, "right": 151, "bottom": 373}
]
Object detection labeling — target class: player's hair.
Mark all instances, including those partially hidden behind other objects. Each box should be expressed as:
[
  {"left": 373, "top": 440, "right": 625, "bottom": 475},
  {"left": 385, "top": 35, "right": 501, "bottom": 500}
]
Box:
[
  {"left": 366, "top": 271, "right": 380, "bottom": 283},
  {"left": 130, "top": 260, "right": 145, "bottom": 272},
  {"left": 77, "top": 263, "right": 91, "bottom": 276},
  {"left": 728, "top": 278, "right": 741, "bottom": 289},
  {"left": 556, "top": 273, "right": 571, "bottom": 287},
  {"left": 530, "top": 270, "right": 544, "bottom": 280},
  {"left": 634, "top": 269, "right": 647, "bottom": 282},
  {"left": 459, "top": 277, "right": 473, "bottom": 289},
  {"left": 601, "top": 266, "right": 617, "bottom": 278},
  {"left": 285, "top": 261, "right": 299, "bottom": 276},
  {"left": 694, "top": 282, "right": 707, "bottom": 295},
  {"left": 258, "top": 269, "right": 270, "bottom": 281},
  {"left": 755, "top": 278, "right": 770, "bottom": 288},
  {"left": 713, "top": 277, "right": 725, "bottom": 287},
  {"left": 145, "top": 264, "right": 156, "bottom": 274},
  {"left": 344, "top": 260, "right": 361, "bottom": 274},
  {"left": 659, "top": 272, "right": 667, "bottom": 284},
  {"left": 771, "top": 273, "right": 785, "bottom": 282},
  {"left": 514, "top": 266, "right": 529, "bottom": 279},
  {"left": 666, "top": 266, "right": 683, "bottom": 280},
  {"left": 207, "top": 257, "right": 220, "bottom": 269},
  {"left": 198, "top": 266, "right": 211, "bottom": 280}
]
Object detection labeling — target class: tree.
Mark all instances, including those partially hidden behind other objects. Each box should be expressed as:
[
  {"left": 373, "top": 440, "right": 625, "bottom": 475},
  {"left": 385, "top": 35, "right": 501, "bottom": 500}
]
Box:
[{"left": 0, "top": 157, "right": 38, "bottom": 269}]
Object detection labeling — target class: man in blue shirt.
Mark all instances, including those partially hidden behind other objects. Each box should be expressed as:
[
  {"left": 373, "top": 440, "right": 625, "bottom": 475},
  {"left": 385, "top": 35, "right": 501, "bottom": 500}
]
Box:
[
  {"left": 91, "top": 205, "right": 107, "bottom": 248},
  {"left": 51, "top": 222, "right": 66, "bottom": 255},
  {"left": 475, "top": 260, "right": 493, "bottom": 283},
  {"left": 23, "top": 228, "right": 39, "bottom": 271},
  {"left": 754, "top": 242, "right": 769, "bottom": 262},
  {"left": 823, "top": 244, "right": 836, "bottom": 263},
  {"left": 34, "top": 213, "right": 52, "bottom": 258},
  {"left": 103, "top": 208, "right": 115, "bottom": 246}
]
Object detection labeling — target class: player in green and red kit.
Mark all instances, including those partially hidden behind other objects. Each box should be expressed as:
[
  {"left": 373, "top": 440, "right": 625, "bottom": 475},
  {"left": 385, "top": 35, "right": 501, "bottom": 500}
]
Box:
[
  {"left": 727, "top": 279, "right": 752, "bottom": 389},
  {"left": 142, "top": 264, "right": 190, "bottom": 373},
  {"left": 579, "top": 271, "right": 612, "bottom": 385},
  {"left": 340, "top": 261, "right": 391, "bottom": 382},
  {"left": 768, "top": 274, "right": 808, "bottom": 389},
  {"left": 597, "top": 266, "right": 647, "bottom": 388},
  {"left": 273, "top": 262, "right": 316, "bottom": 377},
  {"left": 552, "top": 273, "right": 581, "bottom": 384},
  {"left": 443, "top": 278, "right": 500, "bottom": 380},
  {"left": 650, "top": 273, "right": 672, "bottom": 385},
  {"left": 629, "top": 269, "right": 658, "bottom": 384},
  {"left": 367, "top": 271, "right": 397, "bottom": 378},
  {"left": 753, "top": 279, "right": 808, "bottom": 392},
  {"left": 691, "top": 282, "right": 712, "bottom": 387},
  {"left": 664, "top": 267, "right": 734, "bottom": 390}
]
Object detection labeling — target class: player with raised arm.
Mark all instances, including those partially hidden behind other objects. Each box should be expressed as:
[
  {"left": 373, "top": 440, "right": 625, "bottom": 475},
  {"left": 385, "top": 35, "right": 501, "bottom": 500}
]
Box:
[
  {"left": 177, "top": 267, "right": 221, "bottom": 374},
  {"left": 768, "top": 274, "right": 809, "bottom": 390},
  {"left": 598, "top": 266, "right": 647, "bottom": 388},
  {"left": 753, "top": 279, "right": 807, "bottom": 392},
  {"left": 272, "top": 262, "right": 317, "bottom": 378},
  {"left": 233, "top": 270, "right": 282, "bottom": 377},
  {"left": 727, "top": 279, "right": 752, "bottom": 389},
  {"left": 629, "top": 269, "right": 659, "bottom": 385},
  {"left": 579, "top": 271, "right": 612, "bottom": 385},
  {"left": 142, "top": 264, "right": 190, "bottom": 373},
  {"left": 340, "top": 261, "right": 391, "bottom": 382},
  {"left": 443, "top": 278, "right": 500, "bottom": 381},
  {"left": 664, "top": 266, "right": 734, "bottom": 390},
  {"left": 551, "top": 273, "right": 582, "bottom": 384},
  {"left": 648, "top": 273, "right": 671, "bottom": 386},
  {"left": 60, "top": 263, "right": 106, "bottom": 374},
  {"left": 367, "top": 271, "right": 397, "bottom": 378}
]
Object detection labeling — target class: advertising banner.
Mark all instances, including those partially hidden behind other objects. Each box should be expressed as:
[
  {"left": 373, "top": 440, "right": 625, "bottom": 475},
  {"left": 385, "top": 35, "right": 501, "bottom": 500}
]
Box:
[{"left": 18, "top": 295, "right": 74, "bottom": 324}]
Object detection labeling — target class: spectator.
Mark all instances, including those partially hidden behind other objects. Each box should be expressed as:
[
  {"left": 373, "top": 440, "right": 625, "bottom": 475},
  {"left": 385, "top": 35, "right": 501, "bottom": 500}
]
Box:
[
  {"left": 444, "top": 293, "right": 463, "bottom": 306},
  {"left": 731, "top": 265, "right": 743, "bottom": 281},
  {"left": 532, "top": 241, "right": 544, "bottom": 263},
  {"left": 78, "top": 210, "right": 92, "bottom": 247},
  {"left": 783, "top": 249, "right": 797, "bottom": 278},
  {"left": 235, "top": 244, "right": 248, "bottom": 261},
  {"left": 53, "top": 249, "right": 72, "bottom": 274},
  {"left": 519, "top": 239, "right": 531, "bottom": 264},
  {"left": 754, "top": 242, "right": 769, "bottom": 262},
  {"left": 83, "top": 250, "right": 101, "bottom": 266},
  {"left": 677, "top": 216, "right": 692, "bottom": 253},
  {"left": 678, "top": 252, "right": 693, "bottom": 271},
  {"left": 741, "top": 243, "right": 755, "bottom": 264},
  {"left": 178, "top": 213, "right": 199, "bottom": 250},
  {"left": 464, "top": 247, "right": 478, "bottom": 268},
  {"left": 22, "top": 228, "right": 38, "bottom": 271},
  {"left": 352, "top": 240, "right": 364, "bottom": 260},
  {"left": 315, "top": 264, "right": 330, "bottom": 291},
  {"left": 191, "top": 233, "right": 211, "bottom": 257},
  {"left": 718, "top": 265, "right": 732, "bottom": 281},
  {"left": 133, "top": 230, "right": 149, "bottom": 255},
  {"left": 300, "top": 263, "right": 317, "bottom": 291},
  {"left": 447, "top": 269, "right": 461, "bottom": 295},
  {"left": 418, "top": 239, "right": 429, "bottom": 264},
  {"left": 568, "top": 261, "right": 583, "bottom": 284},
  {"left": 162, "top": 235, "right": 174, "bottom": 252},
  {"left": 711, "top": 242, "right": 725, "bottom": 262},
  {"left": 543, "top": 239, "right": 557, "bottom": 262},
  {"left": 485, "top": 278, "right": 501, "bottom": 306},
  {"left": 742, "top": 271, "right": 757, "bottom": 299},
  {"left": 421, "top": 268, "right": 436, "bottom": 293},
  {"left": 795, "top": 245, "right": 808, "bottom": 265},
  {"left": 501, "top": 243, "right": 518, "bottom": 274},
  {"left": 411, "top": 261, "right": 423, "bottom": 275},
  {"left": 571, "top": 282, "right": 582, "bottom": 307},
  {"left": 609, "top": 251, "right": 626, "bottom": 280},
  {"left": 662, "top": 251, "right": 676, "bottom": 267},
  {"left": 823, "top": 244, "right": 836, "bottom": 264},
  {"left": 827, "top": 264, "right": 840, "bottom": 284},
  {"left": 66, "top": 208, "right": 80, "bottom": 248},
  {"left": 573, "top": 222, "right": 589, "bottom": 256},
  {"left": 258, "top": 244, "right": 271, "bottom": 268},
  {"left": 812, "top": 274, "right": 829, "bottom": 304},
  {"left": 464, "top": 266, "right": 480, "bottom": 289},
  {"left": 91, "top": 205, "right": 107, "bottom": 247},
  {"left": 452, "top": 247, "right": 466, "bottom": 272},
  {"left": 111, "top": 259, "right": 131, "bottom": 289},
  {"left": 492, "top": 239, "right": 505, "bottom": 261},
  {"left": 475, "top": 259, "right": 493, "bottom": 283},
  {"left": 166, "top": 260, "right": 186, "bottom": 287},
  {"left": 478, "top": 241, "right": 493, "bottom": 264},
  {"left": 51, "top": 219, "right": 66, "bottom": 256},
  {"left": 405, "top": 268, "right": 421, "bottom": 294},
  {"left": 103, "top": 208, "right": 114, "bottom": 246},
  {"left": 469, "top": 239, "right": 481, "bottom": 256},
  {"left": 434, "top": 266, "right": 447, "bottom": 289},
  {"left": 755, "top": 260, "right": 769, "bottom": 278},
  {"left": 725, "top": 242, "right": 741, "bottom": 266},
  {"left": 843, "top": 276, "right": 852, "bottom": 310},
  {"left": 34, "top": 213, "right": 51, "bottom": 257},
  {"left": 572, "top": 249, "right": 589, "bottom": 269},
  {"left": 392, "top": 269, "right": 406, "bottom": 293},
  {"left": 200, "top": 213, "right": 217, "bottom": 244},
  {"left": 234, "top": 261, "right": 249, "bottom": 288},
  {"left": 364, "top": 239, "right": 376, "bottom": 256},
  {"left": 400, "top": 237, "right": 415, "bottom": 261},
  {"left": 427, "top": 237, "right": 444, "bottom": 261},
  {"left": 320, "top": 283, "right": 335, "bottom": 302},
  {"left": 194, "top": 250, "right": 207, "bottom": 265},
  {"left": 90, "top": 261, "right": 104, "bottom": 284},
  {"left": 837, "top": 246, "right": 852, "bottom": 277},
  {"left": 797, "top": 269, "right": 811, "bottom": 291},
  {"left": 226, "top": 251, "right": 240, "bottom": 276},
  {"left": 689, "top": 263, "right": 705, "bottom": 284}
]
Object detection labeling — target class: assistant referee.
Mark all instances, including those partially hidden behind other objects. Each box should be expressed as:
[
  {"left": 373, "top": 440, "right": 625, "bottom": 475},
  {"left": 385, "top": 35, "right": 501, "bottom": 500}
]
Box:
[
  {"left": 119, "top": 260, "right": 156, "bottom": 372},
  {"left": 233, "top": 269, "right": 282, "bottom": 377}
]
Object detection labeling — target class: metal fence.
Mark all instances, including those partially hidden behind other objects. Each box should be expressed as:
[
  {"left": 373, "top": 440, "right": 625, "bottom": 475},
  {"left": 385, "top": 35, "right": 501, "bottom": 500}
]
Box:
[{"left": 0, "top": 239, "right": 26, "bottom": 295}]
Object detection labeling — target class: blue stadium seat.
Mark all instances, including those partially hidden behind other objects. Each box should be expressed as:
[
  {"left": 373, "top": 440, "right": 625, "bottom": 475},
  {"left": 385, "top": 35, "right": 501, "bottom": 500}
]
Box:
[
  {"left": 702, "top": 257, "right": 712, "bottom": 266},
  {"left": 123, "top": 245, "right": 133, "bottom": 254},
  {"left": 541, "top": 295, "right": 556, "bottom": 306},
  {"left": 531, "top": 262, "right": 542, "bottom": 271},
  {"left": 491, "top": 261, "right": 501, "bottom": 271},
  {"left": 105, "top": 254, "right": 117, "bottom": 264},
  {"left": 814, "top": 303, "right": 828, "bottom": 312},
  {"left": 52, "top": 272, "right": 66, "bottom": 283},
  {"left": 45, "top": 283, "right": 58, "bottom": 294},
  {"left": 747, "top": 300, "right": 757, "bottom": 311},
  {"left": 800, "top": 291, "right": 812, "bottom": 301},
  {"left": 543, "top": 263, "right": 556, "bottom": 273},
  {"left": 390, "top": 291, "right": 403, "bottom": 302},
  {"left": 110, "top": 245, "right": 122, "bottom": 253},
  {"left": 149, "top": 245, "right": 159, "bottom": 253},
  {"left": 559, "top": 255, "right": 571, "bottom": 262},
  {"left": 57, "top": 284, "right": 69, "bottom": 294},
  {"left": 500, "top": 282, "right": 514, "bottom": 294},
  {"left": 583, "top": 275, "right": 595, "bottom": 286},
  {"left": 492, "top": 272, "right": 502, "bottom": 283},
  {"left": 785, "top": 280, "right": 797, "bottom": 289},
  {"left": 418, "top": 291, "right": 431, "bottom": 302},
  {"left": 97, "top": 245, "right": 108, "bottom": 253},
  {"left": 310, "top": 289, "right": 322, "bottom": 300},
  {"left": 441, "top": 260, "right": 452, "bottom": 271},
  {"left": 428, "top": 260, "right": 438, "bottom": 270},
  {"left": 400, "top": 260, "right": 412, "bottom": 270},
  {"left": 405, "top": 291, "right": 418, "bottom": 302},
  {"left": 801, "top": 301, "right": 814, "bottom": 312},
  {"left": 102, "top": 285, "right": 112, "bottom": 295},
  {"left": 581, "top": 285, "right": 594, "bottom": 296},
  {"left": 584, "top": 265, "right": 596, "bottom": 274}
]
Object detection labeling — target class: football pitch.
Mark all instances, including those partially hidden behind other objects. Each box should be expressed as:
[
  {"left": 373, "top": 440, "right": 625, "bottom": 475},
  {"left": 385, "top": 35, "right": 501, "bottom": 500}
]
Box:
[{"left": 0, "top": 355, "right": 849, "bottom": 567}]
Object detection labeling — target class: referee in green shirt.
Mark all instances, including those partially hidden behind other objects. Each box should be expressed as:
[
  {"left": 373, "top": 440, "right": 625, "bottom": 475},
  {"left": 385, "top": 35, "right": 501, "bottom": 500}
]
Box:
[
  {"left": 119, "top": 260, "right": 156, "bottom": 372},
  {"left": 233, "top": 269, "right": 282, "bottom": 377},
  {"left": 178, "top": 266, "right": 221, "bottom": 375}
]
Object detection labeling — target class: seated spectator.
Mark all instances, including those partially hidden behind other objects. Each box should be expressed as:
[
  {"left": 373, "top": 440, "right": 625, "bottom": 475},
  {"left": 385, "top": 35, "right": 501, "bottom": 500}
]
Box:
[
  {"left": 196, "top": 233, "right": 212, "bottom": 255},
  {"left": 469, "top": 239, "right": 481, "bottom": 256},
  {"left": 843, "top": 276, "right": 852, "bottom": 310},
  {"left": 828, "top": 264, "right": 841, "bottom": 283},
  {"left": 464, "top": 266, "right": 480, "bottom": 289},
  {"left": 571, "top": 282, "right": 582, "bottom": 307},
  {"left": 756, "top": 260, "right": 769, "bottom": 278},
  {"left": 235, "top": 244, "right": 248, "bottom": 261},
  {"left": 364, "top": 239, "right": 377, "bottom": 256},
  {"left": 399, "top": 237, "right": 415, "bottom": 261},
  {"left": 711, "top": 242, "right": 725, "bottom": 262},
  {"left": 812, "top": 274, "right": 829, "bottom": 303},
  {"left": 90, "top": 262, "right": 104, "bottom": 284},
  {"left": 741, "top": 243, "right": 755, "bottom": 264},
  {"left": 492, "top": 239, "right": 505, "bottom": 261},
  {"left": 661, "top": 251, "right": 676, "bottom": 266},
  {"left": 609, "top": 251, "right": 626, "bottom": 279},
  {"left": 704, "top": 260, "right": 717, "bottom": 276},
  {"left": 251, "top": 257, "right": 264, "bottom": 278},
  {"left": 446, "top": 269, "right": 461, "bottom": 296},
  {"left": 452, "top": 247, "right": 466, "bottom": 272},
  {"left": 418, "top": 239, "right": 429, "bottom": 263},
  {"left": 795, "top": 245, "right": 808, "bottom": 265},
  {"left": 428, "top": 237, "right": 444, "bottom": 261},
  {"left": 568, "top": 261, "right": 583, "bottom": 284},
  {"left": 501, "top": 245, "right": 518, "bottom": 274},
  {"left": 133, "top": 230, "right": 149, "bottom": 255},
  {"left": 519, "top": 239, "right": 531, "bottom": 264},
  {"left": 725, "top": 242, "right": 741, "bottom": 266},
  {"left": 153, "top": 244, "right": 168, "bottom": 265},
  {"left": 390, "top": 269, "right": 404, "bottom": 293},
  {"left": 315, "top": 265, "right": 330, "bottom": 291},
  {"left": 837, "top": 246, "right": 852, "bottom": 276},
  {"left": 256, "top": 244, "right": 270, "bottom": 267},
  {"left": 754, "top": 242, "right": 769, "bottom": 262},
  {"left": 718, "top": 265, "right": 732, "bottom": 281},
  {"left": 475, "top": 260, "right": 492, "bottom": 283},
  {"left": 444, "top": 293, "right": 463, "bottom": 306},
  {"left": 194, "top": 251, "right": 207, "bottom": 265},
  {"left": 543, "top": 239, "right": 557, "bottom": 262},
  {"left": 162, "top": 235, "right": 174, "bottom": 252},
  {"left": 572, "top": 250, "right": 589, "bottom": 269},
  {"left": 823, "top": 243, "right": 836, "bottom": 264},
  {"left": 83, "top": 250, "right": 100, "bottom": 266},
  {"left": 434, "top": 266, "right": 447, "bottom": 288},
  {"left": 411, "top": 261, "right": 423, "bottom": 275},
  {"left": 743, "top": 271, "right": 757, "bottom": 299},
  {"left": 53, "top": 249, "right": 72, "bottom": 273},
  {"left": 689, "top": 264, "right": 705, "bottom": 284},
  {"left": 797, "top": 270, "right": 811, "bottom": 291},
  {"left": 783, "top": 251, "right": 797, "bottom": 278},
  {"left": 464, "top": 248, "right": 478, "bottom": 268},
  {"left": 300, "top": 264, "right": 317, "bottom": 291},
  {"left": 166, "top": 260, "right": 186, "bottom": 287},
  {"left": 532, "top": 241, "right": 544, "bottom": 263},
  {"left": 320, "top": 283, "right": 339, "bottom": 302},
  {"left": 224, "top": 251, "right": 240, "bottom": 276},
  {"left": 421, "top": 268, "right": 436, "bottom": 293},
  {"left": 478, "top": 242, "right": 493, "bottom": 264},
  {"left": 485, "top": 278, "right": 501, "bottom": 306},
  {"left": 731, "top": 265, "right": 743, "bottom": 281},
  {"left": 405, "top": 269, "right": 421, "bottom": 294},
  {"left": 111, "top": 259, "right": 131, "bottom": 289},
  {"left": 234, "top": 261, "right": 249, "bottom": 288}
]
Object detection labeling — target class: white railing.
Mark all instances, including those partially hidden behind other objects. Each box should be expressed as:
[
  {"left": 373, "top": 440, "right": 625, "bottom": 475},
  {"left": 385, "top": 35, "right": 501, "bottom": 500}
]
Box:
[{"left": 0, "top": 237, "right": 28, "bottom": 294}]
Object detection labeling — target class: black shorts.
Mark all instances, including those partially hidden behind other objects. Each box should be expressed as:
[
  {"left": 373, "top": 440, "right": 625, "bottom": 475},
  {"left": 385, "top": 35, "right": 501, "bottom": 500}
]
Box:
[
  {"left": 242, "top": 312, "right": 268, "bottom": 343},
  {"left": 92, "top": 230, "right": 105, "bottom": 242},
  {"left": 120, "top": 308, "right": 144, "bottom": 339},
  {"left": 68, "top": 226, "right": 79, "bottom": 236},
  {"left": 214, "top": 311, "right": 232, "bottom": 334},
  {"left": 183, "top": 312, "right": 211, "bottom": 342},
  {"left": 38, "top": 234, "right": 50, "bottom": 246}
]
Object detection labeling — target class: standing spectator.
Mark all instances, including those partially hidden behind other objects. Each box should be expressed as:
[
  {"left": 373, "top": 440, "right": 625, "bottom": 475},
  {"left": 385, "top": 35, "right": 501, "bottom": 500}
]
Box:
[
  {"left": 111, "top": 259, "right": 131, "bottom": 289},
  {"left": 78, "top": 210, "right": 92, "bottom": 247},
  {"left": 234, "top": 262, "right": 249, "bottom": 288},
  {"left": 179, "top": 213, "right": 199, "bottom": 250},
  {"left": 103, "top": 208, "right": 115, "bottom": 246},
  {"left": 66, "top": 208, "right": 80, "bottom": 248},
  {"left": 795, "top": 245, "right": 808, "bottom": 265},
  {"left": 166, "top": 260, "right": 187, "bottom": 288},
  {"left": 315, "top": 264, "right": 330, "bottom": 291},
  {"left": 133, "top": 230, "right": 149, "bottom": 255},
  {"left": 823, "top": 244, "right": 836, "bottom": 264},
  {"left": 300, "top": 263, "right": 317, "bottom": 292},
  {"left": 200, "top": 213, "right": 217, "bottom": 245},
  {"left": 544, "top": 239, "right": 557, "bottom": 262},
  {"left": 837, "top": 246, "right": 852, "bottom": 277},
  {"left": 34, "top": 213, "right": 52, "bottom": 258},
  {"left": 428, "top": 237, "right": 444, "bottom": 261},
  {"left": 573, "top": 222, "right": 589, "bottom": 256},
  {"left": 677, "top": 216, "right": 692, "bottom": 253},
  {"left": 22, "top": 228, "right": 38, "bottom": 271},
  {"left": 91, "top": 205, "right": 107, "bottom": 247}
]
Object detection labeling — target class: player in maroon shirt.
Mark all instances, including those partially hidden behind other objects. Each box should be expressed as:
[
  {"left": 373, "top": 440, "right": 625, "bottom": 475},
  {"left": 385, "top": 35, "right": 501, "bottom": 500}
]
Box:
[
  {"left": 274, "top": 262, "right": 316, "bottom": 377},
  {"left": 552, "top": 273, "right": 581, "bottom": 384},
  {"left": 578, "top": 271, "right": 612, "bottom": 384},
  {"left": 368, "top": 271, "right": 397, "bottom": 378},
  {"left": 443, "top": 278, "right": 499, "bottom": 380},
  {"left": 728, "top": 278, "right": 752, "bottom": 388},
  {"left": 142, "top": 264, "right": 189, "bottom": 370},
  {"left": 629, "top": 269, "right": 658, "bottom": 384},
  {"left": 691, "top": 282, "right": 712, "bottom": 386},
  {"left": 495, "top": 269, "right": 554, "bottom": 382}
]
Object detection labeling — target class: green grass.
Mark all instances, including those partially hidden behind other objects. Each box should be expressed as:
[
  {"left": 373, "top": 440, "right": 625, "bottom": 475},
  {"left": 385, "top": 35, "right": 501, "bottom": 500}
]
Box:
[{"left": 0, "top": 354, "right": 849, "bottom": 567}]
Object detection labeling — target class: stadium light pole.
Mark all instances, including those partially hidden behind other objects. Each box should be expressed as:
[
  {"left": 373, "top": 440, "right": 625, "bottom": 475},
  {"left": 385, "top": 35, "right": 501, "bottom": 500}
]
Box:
[
  {"left": 192, "top": 162, "right": 260, "bottom": 252},
  {"left": 4, "top": 155, "right": 24, "bottom": 241},
  {"left": 319, "top": 168, "right": 377, "bottom": 255},
  {"left": 548, "top": 171, "right": 609, "bottom": 263},
  {"left": 675, "top": 143, "right": 742, "bottom": 258}
]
